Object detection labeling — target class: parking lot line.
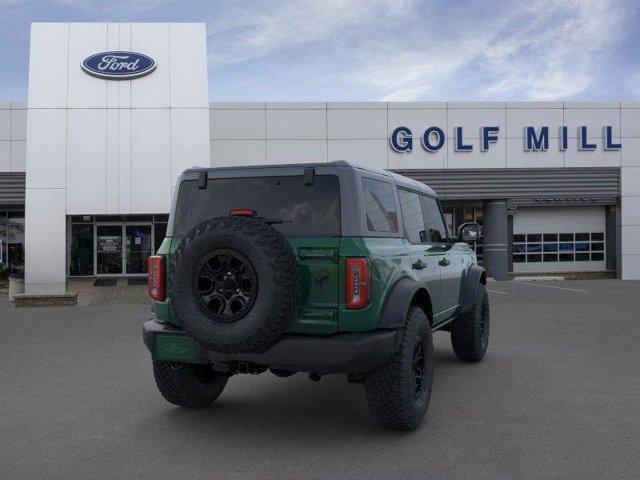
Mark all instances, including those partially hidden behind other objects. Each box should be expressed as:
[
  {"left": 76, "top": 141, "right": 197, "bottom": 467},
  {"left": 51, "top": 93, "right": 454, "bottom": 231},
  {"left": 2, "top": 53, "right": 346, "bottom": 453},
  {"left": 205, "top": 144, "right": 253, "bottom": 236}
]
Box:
[
  {"left": 513, "top": 281, "right": 588, "bottom": 293},
  {"left": 487, "top": 289, "right": 509, "bottom": 295}
]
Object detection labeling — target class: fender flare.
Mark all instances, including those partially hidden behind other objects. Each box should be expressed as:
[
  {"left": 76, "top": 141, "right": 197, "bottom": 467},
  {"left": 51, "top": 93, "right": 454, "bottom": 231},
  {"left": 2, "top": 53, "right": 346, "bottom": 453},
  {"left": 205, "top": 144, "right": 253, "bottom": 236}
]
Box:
[
  {"left": 378, "top": 277, "right": 431, "bottom": 329},
  {"left": 461, "top": 264, "right": 486, "bottom": 314}
]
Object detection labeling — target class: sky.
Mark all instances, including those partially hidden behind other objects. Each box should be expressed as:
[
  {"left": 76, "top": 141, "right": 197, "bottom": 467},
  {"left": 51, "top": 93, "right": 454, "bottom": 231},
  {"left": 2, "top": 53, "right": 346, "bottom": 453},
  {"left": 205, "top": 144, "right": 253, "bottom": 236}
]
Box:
[{"left": 1, "top": 0, "right": 639, "bottom": 102}]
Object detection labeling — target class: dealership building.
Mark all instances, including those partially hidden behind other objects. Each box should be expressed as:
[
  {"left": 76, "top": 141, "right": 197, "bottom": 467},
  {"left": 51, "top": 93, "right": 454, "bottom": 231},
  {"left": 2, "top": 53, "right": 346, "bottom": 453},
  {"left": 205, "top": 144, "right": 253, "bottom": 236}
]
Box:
[{"left": 1, "top": 22, "right": 640, "bottom": 295}]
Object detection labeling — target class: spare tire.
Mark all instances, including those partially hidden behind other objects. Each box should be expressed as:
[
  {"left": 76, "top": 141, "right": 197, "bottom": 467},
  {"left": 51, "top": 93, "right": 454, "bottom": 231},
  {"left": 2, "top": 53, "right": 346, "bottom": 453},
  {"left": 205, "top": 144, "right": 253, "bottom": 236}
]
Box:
[{"left": 168, "top": 216, "right": 299, "bottom": 354}]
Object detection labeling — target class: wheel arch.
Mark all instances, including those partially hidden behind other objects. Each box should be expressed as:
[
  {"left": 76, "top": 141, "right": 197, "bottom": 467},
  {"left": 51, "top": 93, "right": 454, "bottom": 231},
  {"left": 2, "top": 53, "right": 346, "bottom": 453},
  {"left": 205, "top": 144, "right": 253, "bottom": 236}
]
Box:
[
  {"left": 461, "top": 264, "right": 486, "bottom": 314},
  {"left": 378, "top": 277, "right": 434, "bottom": 329}
]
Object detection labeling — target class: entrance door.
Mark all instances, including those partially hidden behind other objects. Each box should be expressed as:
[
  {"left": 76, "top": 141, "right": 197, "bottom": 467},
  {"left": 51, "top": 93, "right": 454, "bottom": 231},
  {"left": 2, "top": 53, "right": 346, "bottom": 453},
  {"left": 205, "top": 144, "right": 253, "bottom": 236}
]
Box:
[
  {"left": 96, "top": 225, "right": 123, "bottom": 275},
  {"left": 125, "top": 225, "right": 152, "bottom": 275}
]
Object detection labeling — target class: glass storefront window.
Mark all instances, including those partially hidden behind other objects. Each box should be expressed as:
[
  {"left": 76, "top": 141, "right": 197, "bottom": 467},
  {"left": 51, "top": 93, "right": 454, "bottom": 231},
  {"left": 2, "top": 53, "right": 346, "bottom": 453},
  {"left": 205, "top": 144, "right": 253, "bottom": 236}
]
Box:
[
  {"left": 69, "top": 214, "right": 170, "bottom": 277},
  {"left": 154, "top": 223, "right": 167, "bottom": 252},
  {"left": 7, "top": 212, "right": 25, "bottom": 274},
  {"left": 70, "top": 224, "right": 95, "bottom": 276}
]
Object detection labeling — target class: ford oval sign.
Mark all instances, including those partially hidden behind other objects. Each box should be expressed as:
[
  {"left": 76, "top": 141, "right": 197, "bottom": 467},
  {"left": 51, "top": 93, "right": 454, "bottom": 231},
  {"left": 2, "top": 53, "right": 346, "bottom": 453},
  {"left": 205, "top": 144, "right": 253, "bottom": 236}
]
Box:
[{"left": 82, "top": 51, "right": 156, "bottom": 80}]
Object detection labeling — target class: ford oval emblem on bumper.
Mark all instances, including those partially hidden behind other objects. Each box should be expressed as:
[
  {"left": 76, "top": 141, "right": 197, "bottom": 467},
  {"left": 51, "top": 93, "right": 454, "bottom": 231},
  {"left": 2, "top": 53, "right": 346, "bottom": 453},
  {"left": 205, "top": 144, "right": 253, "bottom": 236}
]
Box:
[{"left": 82, "top": 51, "right": 156, "bottom": 80}]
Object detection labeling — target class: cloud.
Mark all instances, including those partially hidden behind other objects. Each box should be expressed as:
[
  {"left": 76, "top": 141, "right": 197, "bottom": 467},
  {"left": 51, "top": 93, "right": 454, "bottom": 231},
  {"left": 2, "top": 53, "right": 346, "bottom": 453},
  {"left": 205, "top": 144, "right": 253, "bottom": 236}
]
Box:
[
  {"left": 206, "top": 0, "right": 634, "bottom": 101},
  {"left": 358, "top": 0, "right": 628, "bottom": 101},
  {"left": 207, "top": 0, "right": 412, "bottom": 66}
]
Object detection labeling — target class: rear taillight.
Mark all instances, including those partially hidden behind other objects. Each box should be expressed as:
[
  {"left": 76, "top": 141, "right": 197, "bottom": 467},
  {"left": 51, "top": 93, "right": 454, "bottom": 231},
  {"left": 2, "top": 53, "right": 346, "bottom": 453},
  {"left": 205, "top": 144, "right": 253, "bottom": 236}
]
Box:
[
  {"left": 346, "top": 258, "right": 370, "bottom": 309},
  {"left": 148, "top": 255, "right": 165, "bottom": 301}
]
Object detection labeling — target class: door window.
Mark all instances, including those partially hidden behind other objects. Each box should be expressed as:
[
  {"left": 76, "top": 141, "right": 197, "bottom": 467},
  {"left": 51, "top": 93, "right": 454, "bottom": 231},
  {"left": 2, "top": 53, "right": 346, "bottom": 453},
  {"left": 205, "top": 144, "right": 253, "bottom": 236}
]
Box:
[
  {"left": 420, "top": 196, "right": 447, "bottom": 243},
  {"left": 361, "top": 178, "right": 398, "bottom": 233},
  {"left": 398, "top": 189, "right": 427, "bottom": 244},
  {"left": 96, "top": 225, "right": 123, "bottom": 275},
  {"left": 126, "top": 225, "right": 152, "bottom": 274}
]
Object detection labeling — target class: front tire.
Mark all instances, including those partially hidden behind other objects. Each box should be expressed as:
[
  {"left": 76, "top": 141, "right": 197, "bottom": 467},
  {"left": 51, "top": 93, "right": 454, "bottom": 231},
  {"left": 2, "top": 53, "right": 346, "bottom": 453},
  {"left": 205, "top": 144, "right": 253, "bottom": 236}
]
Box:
[
  {"left": 450, "top": 283, "right": 490, "bottom": 361},
  {"left": 153, "top": 361, "right": 228, "bottom": 408},
  {"left": 364, "top": 306, "right": 434, "bottom": 430}
]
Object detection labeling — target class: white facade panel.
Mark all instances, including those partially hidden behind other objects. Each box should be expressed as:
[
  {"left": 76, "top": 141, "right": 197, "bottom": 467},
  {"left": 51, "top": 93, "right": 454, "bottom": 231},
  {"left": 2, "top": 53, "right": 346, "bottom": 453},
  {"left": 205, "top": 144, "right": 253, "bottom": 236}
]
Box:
[
  {"left": 25, "top": 188, "right": 66, "bottom": 293},
  {"left": 211, "top": 140, "right": 265, "bottom": 167},
  {"left": 328, "top": 139, "right": 388, "bottom": 168},
  {"left": 266, "top": 140, "right": 327, "bottom": 164},
  {"left": 621, "top": 166, "right": 640, "bottom": 196},
  {"left": 67, "top": 23, "right": 108, "bottom": 109},
  {"left": 327, "top": 109, "right": 387, "bottom": 139},
  {"left": 266, "top": 109, "right": 326, "bottom": 139},
  {"left": 66, "top": 109, "right": 107, "bottom": 214},
  {"left": 117, "top": 109, "right": 132, "bottom": 213},
  {"left": 130, "top": 23, "right": 171, "bottom": 109},
  {"left": 169, "top": 23, "right": 208, "bottom": 108},
  {"left": 621, "top": 108, "right": 640, "bottom": 138},
  {"left": 105, "top": 108, "right": 119, "bottom": 213},
  {"left": 27, "top": 23, "right": 68, "bottom": 108},
  {"left": 171, "top": 108, "right": 211, "bottom": 184},
  {"left": 25, "top": 109, "right": 67, "bottom": 189},
  {"left": 106, "top": 23, "right": 119, "bottom": 108},
  {"left": 210, "top": 109, "right": 265, "bottom": 140},
  {"left": 0, "top": 109, "right": 9, "bottom": 140},
  {"left": 0, "top": 141, "right": 9, "bottom": 171},
  {"left": 117, "top": 24, "right": 132, "bottom": 108},
  {"left": 621, "top": 138, "right": 640, "bottom": 167},
  {"left": 621, "top": 196, "right": 640, "bottom": 226},
  {"left": 11, "top": 141, "right": 26, "bottom": 172},
  {"left": 130, "top": 108, "right": 171, "bottom": 212},
  {"left": 10, "top": 109, "right": 27, "bottom": 140}
]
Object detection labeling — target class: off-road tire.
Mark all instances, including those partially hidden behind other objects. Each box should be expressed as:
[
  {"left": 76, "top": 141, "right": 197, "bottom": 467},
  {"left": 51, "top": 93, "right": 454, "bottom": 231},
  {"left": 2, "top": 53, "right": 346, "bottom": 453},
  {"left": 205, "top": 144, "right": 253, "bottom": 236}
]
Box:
[
  {"left": 450, "top": 283, "right": 490, "bottom": 361},
  {"left": 169, "top": 216, "right": 299, "bottom": 354},
  {"left": 152, "top": 360, "right": 228, "bottom": 408},
  {"left": 364, "top": 307, "right": 434, "bottom": 430}
]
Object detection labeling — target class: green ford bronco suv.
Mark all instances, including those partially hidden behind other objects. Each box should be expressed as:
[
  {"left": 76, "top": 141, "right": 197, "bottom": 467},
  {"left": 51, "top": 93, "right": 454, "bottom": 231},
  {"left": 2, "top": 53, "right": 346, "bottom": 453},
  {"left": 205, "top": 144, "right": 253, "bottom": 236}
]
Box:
[{"left": 144, "top": 161, "right": 489, "bottom": 430}]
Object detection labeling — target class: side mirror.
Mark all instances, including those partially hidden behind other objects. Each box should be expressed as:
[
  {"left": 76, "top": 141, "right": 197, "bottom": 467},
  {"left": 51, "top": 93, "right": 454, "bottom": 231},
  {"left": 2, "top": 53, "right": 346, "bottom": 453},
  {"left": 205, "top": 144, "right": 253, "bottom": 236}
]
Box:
[{"left": 457, "top": 222, "right": 480, "bottom": 243}]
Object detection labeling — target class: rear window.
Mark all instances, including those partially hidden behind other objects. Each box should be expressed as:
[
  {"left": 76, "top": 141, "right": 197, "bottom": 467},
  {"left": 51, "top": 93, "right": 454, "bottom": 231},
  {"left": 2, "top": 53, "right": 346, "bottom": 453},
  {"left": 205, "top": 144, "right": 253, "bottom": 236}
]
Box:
[{"left": 173, "top": 175, "right": 341, "bottom": 236}]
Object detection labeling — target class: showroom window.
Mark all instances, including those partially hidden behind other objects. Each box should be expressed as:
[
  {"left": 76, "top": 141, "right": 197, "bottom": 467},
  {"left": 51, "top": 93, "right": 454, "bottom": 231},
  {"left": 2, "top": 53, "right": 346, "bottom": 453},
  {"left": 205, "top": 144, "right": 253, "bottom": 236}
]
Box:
[
  {"left": 513, "top": 233, "right": 605, "bottom": 263},
  {"left": 0, "top": 211, "right": 25, "bottom": 276}
]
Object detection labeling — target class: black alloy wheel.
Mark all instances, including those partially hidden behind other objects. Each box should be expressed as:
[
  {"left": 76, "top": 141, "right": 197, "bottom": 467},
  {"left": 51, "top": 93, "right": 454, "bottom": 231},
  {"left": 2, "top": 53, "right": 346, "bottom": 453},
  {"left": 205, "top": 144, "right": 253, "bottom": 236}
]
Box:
[{"left": 193, "top": 249, "right": 258, "bottom": 322}]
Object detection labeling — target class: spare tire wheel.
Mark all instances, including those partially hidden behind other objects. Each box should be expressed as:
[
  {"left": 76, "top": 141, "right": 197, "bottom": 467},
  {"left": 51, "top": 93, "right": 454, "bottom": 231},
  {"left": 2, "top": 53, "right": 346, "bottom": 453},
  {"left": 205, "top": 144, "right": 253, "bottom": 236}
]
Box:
[{"left": 168, "top": 216, "right": 300, "bottom": 354}]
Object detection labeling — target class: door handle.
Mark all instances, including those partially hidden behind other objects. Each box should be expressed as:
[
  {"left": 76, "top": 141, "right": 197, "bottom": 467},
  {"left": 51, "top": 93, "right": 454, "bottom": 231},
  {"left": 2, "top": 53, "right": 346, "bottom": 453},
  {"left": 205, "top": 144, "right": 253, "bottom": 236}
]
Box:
[
  {"left": 438, "top": 257, "right": 451, "bottom": 267},
  {"left": 412, "top": 260, "right": 427, "bottom": 270}
]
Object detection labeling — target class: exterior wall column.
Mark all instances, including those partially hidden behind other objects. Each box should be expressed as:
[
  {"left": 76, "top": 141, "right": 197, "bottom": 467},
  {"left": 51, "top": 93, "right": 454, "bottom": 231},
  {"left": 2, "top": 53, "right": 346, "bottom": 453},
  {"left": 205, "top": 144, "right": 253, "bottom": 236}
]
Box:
[{"left": 482, "top": 200, "right": 509, "bottom": 280}]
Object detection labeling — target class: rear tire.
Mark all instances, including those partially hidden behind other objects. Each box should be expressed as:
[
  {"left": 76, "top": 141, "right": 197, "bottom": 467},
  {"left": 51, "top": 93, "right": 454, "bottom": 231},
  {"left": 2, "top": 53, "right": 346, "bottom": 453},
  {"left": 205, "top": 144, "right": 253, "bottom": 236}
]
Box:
[
  {"left": 153, "top": 361, "right": 228, "bottom": 408},
  {"left": 364, "top": 306, "right": 434, "bottom": 430},
  {"left": 450, "top": 283, "right": 490, "bottom": 361}
]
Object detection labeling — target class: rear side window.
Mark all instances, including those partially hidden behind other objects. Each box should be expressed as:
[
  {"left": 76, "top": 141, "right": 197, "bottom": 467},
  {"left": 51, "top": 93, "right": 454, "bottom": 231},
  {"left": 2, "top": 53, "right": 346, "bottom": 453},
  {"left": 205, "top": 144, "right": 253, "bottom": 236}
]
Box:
[
  {"left": 173, "top": 175, "right": 340, "bottom": 236},
  {"left": 420, "top": 196, "right": 447, "bottom": 242},
  {"left": 362, "top": 178, "right": 398, "bottom": 233},
  {"left": 398, "top": 189, "right": 426, "bottom": 244}
]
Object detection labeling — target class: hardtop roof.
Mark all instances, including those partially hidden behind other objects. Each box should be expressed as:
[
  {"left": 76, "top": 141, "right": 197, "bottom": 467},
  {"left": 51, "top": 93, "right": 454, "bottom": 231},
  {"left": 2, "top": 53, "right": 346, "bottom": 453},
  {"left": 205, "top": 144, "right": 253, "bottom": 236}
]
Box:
[{"left": 184, "top": 160, "right": 437, "bottom": 197}]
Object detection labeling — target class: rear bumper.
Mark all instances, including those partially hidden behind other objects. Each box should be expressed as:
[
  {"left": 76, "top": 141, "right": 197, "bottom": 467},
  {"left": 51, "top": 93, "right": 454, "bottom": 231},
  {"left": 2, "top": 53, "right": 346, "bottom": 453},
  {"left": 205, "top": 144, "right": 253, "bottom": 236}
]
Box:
[{"left": 143, "top": 319, "right": 400, "bottom": 374}]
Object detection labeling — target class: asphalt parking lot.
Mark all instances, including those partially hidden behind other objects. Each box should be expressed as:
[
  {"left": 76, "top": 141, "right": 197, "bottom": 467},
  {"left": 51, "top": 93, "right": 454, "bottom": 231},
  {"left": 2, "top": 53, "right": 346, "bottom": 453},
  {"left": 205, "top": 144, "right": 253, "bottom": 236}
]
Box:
[{"left": 1, "top": 280, "right": 640, "bottom": 480}]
